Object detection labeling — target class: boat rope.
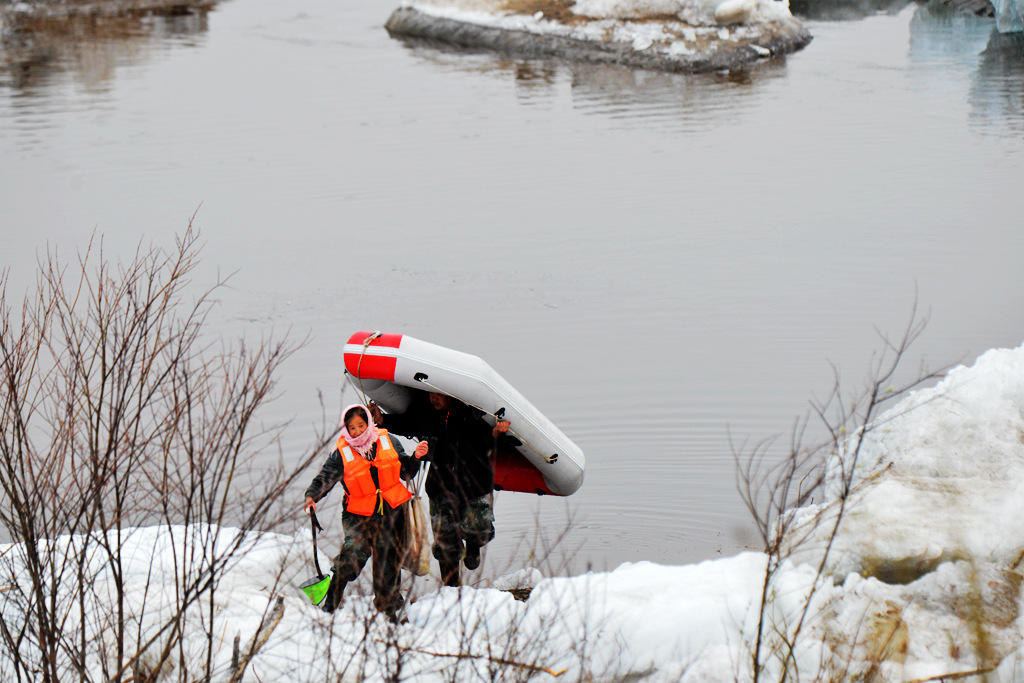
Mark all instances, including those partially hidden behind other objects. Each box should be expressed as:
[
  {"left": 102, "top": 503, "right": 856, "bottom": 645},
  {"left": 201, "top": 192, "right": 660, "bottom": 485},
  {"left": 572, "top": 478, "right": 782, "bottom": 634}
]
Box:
[{"left": 349, "top": 330, "right": 383, "bottom": 409}]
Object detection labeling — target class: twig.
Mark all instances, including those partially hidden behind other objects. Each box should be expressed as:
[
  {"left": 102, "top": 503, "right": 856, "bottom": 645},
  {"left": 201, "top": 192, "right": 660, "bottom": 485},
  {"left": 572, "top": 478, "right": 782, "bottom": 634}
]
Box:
[
  {"left": 229, "top": 597, "right": 286, "bottom": 683},
  {"left": 377, "top": 641, "right": 567, "bottom": 676},
  {"left": 905, "top": 666, "right": 996, "bottom": 683}
]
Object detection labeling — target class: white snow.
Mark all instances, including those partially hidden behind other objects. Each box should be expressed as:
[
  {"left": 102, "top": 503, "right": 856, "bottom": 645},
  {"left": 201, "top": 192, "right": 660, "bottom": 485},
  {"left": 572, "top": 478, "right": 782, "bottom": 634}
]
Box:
[
  {"left": 4, "top": 341, "right": 1024, "bottom": 681},
  {"left": 402, "top": 0, "right": 800, "bottom": 56},
  {"left": 785, "top": 344, "right": 1024, "bottom": 580},
  {"left": 567, "top": 0, "right": 792, "bottom": 22}
]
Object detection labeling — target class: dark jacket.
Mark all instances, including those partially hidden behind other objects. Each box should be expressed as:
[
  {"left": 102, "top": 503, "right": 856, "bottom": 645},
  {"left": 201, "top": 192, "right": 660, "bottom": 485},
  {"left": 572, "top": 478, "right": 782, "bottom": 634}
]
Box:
[
  {"left": 304, "top": 434, "right": 420, "bottom": 512},
  {"left": 380, "top": 393, "right": 498, "bottom": 503}
]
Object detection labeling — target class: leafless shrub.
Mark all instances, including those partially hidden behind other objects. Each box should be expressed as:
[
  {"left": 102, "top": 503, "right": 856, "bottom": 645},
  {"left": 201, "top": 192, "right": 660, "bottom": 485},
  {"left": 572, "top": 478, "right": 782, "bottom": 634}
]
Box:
[
  {"left": 734, "top": 303, "right": 949, "bottom": 682},
  {"left": 0, "top": 222, "right": 610, "bottom": 683},
  {"left": 0, "top": 222, "right": 329, "bottom": 682}
]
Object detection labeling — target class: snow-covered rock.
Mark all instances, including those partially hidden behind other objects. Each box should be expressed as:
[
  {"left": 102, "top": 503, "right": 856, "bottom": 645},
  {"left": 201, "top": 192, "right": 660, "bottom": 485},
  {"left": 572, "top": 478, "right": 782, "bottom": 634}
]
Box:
[{"left": 385, "top": 0, "right": 812, "bottom": 74}]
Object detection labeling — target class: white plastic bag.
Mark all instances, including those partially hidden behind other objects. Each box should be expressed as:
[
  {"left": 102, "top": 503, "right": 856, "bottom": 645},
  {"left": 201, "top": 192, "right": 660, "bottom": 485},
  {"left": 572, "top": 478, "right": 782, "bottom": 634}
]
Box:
[{"left": 402, "top": 462, "right": 431, "bottom": 577}]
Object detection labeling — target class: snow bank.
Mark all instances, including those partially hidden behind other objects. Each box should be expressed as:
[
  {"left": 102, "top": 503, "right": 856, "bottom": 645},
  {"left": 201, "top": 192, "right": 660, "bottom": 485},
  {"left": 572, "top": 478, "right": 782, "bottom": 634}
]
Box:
[
  {"left": 4, "top": 341, "right": 1024, "bottom": 681},
  {"left": 787, "top": 344, "right": 1024, "bottom": 581}
]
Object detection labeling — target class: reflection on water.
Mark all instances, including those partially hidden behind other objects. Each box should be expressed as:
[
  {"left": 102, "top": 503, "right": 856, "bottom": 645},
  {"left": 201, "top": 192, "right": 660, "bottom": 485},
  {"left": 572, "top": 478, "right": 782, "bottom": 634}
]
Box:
[
  {"left": 565, "top": 58, "right": 788, "bottom": 125},
  {"left": 972, "top": 30, "right": 1024, "bottom": 134},
  {"left": 907, "top": 0, "right": 1024, "bottom": 137},
  {"left": 0, "top": 7, "right": 212, "bottom": 93},
  {"left": 392, "top": 32, "right": 790, "bottom": 131},
  {"left": 910, "top": 0, "right": 994, "bottom": 58}
]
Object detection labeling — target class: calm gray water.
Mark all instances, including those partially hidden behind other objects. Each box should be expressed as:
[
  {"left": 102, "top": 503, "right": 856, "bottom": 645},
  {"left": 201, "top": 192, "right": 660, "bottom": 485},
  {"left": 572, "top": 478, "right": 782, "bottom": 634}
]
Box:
[{"left": 2, "top": 0, "right": 1022, "bottom": 576}]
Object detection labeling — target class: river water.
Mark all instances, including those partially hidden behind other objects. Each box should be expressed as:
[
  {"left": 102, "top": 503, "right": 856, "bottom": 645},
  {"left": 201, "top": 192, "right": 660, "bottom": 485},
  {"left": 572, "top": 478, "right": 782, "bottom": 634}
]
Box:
[{"left": 1, "top": 0, "right": 1022, "bottom": 577}]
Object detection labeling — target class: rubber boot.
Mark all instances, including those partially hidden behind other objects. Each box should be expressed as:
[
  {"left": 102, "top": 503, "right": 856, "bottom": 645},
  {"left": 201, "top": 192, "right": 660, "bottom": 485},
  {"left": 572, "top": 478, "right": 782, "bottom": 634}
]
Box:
[
  {"left": 463, "top": 541, "right": 481, "bottom": 570},
  {"left": 439, "top": 557, "right": 461, "bottom": 587},
  {"left": 320, "top": 574, "right": 345, "bottom": 613}
]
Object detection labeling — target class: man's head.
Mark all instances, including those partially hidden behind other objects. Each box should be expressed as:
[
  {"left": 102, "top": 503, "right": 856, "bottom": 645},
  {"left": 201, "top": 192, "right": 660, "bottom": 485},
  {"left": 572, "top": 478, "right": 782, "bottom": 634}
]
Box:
[{"left": 428, "top": 392, "right": 452, "bottom": 411}]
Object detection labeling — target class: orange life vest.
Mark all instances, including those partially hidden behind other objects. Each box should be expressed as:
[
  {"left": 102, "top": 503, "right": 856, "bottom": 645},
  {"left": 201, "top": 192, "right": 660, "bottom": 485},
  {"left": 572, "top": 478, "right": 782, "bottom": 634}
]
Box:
[{"left": 337, "top": 429, "right": 412, "bottom": 516}]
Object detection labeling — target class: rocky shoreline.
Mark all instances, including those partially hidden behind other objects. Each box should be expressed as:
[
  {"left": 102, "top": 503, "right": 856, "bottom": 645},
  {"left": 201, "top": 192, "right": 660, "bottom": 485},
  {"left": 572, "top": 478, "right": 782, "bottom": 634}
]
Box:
[{"left": 0, "top": 0, "right": 215, "bottom": 21}]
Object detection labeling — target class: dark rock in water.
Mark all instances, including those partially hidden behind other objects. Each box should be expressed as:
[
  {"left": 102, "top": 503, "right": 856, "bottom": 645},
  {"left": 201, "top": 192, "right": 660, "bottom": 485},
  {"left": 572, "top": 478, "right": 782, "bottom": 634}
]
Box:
[
  {"left": 788, "top": 0, "right": 913, "bottom": 20},
  {"left": 939, "top": 0, "right": 995, "bottom": 17},
  {"left": 385, "top": 5, "right": 812, "bottom": 74}
]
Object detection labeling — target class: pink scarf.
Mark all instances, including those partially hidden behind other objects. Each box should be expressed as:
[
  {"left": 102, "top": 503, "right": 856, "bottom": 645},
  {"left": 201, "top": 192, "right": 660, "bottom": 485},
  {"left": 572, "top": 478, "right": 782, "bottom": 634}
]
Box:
[{"left": 340, "top": 404, "right": 379, "bottom": 459}]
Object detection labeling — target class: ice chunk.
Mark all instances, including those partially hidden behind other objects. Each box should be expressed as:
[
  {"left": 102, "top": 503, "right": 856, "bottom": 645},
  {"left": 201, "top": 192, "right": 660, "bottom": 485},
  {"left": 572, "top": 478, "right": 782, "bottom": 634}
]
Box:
[
  {"left": 714, "top": 0, "right": 757, "bottom": 24},
  {"left": 993, "top": 0, "right": 1024, "bottom": 32}
]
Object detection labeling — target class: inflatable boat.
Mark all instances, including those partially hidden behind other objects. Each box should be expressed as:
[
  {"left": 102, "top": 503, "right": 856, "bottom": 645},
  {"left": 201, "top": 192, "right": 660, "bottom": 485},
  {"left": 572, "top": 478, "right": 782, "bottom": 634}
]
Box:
[{"left": 343, "top": 331, "right": 584, "bottom": 496}]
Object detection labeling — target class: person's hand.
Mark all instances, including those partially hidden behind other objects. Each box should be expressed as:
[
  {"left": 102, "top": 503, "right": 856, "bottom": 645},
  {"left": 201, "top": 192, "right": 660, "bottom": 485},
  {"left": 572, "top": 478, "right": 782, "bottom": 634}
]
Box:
[
  {"left": 304, "top": 496, "right": 316, "bottom": 515},
  {"left": 368, "top": 402, "right": 383, "bottom": 425},
  {"left": 493, "top": 420, "right": 510, "bottom": 437},
  {"left": 414, "top": 441, "right": 429, "bottom": 459}
]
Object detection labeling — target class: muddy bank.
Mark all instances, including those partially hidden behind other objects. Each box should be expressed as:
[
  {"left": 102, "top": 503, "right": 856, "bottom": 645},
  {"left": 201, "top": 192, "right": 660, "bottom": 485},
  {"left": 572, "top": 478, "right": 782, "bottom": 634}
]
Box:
[
  {"left": 385, "top": 1, "right": 812, "bottom": 74},
  {"left": 0, "top": 0, "right": 215, "bottom": 90},
  {"left": 0, "top": 0, "right": 215, "bottom": 24}
]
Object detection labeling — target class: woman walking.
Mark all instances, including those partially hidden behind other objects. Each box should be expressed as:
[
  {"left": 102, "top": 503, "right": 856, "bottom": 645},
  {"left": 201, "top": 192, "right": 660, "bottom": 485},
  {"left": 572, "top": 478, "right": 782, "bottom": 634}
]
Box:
[{"left": 304, "top": 404, "right": 427, "bottom": 618}]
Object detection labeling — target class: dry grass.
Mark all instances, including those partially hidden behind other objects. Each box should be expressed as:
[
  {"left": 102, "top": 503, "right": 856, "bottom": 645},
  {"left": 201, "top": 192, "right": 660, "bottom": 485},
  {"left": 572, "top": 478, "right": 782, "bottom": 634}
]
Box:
[{"left": 500, "top": 0, "right": 681, "bottom": 25}]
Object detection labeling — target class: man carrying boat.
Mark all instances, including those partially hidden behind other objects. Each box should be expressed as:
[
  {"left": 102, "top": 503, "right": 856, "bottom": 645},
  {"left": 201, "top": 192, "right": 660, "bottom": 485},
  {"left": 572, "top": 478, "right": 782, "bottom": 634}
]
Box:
[{"left": 370, "top": 391, "right": 510, "bottom": 587}]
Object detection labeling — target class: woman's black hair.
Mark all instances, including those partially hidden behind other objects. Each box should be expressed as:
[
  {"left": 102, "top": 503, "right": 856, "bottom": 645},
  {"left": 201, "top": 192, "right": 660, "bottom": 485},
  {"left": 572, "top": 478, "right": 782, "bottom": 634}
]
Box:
[{"left": 344, "top": 405, "right": 367, "bottom": 428}]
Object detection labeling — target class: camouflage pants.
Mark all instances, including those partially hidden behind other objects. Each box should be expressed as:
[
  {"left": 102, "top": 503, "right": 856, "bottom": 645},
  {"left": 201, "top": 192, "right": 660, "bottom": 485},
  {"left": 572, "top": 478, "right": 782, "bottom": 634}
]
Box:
[
  {"left": 330, "top": 506, "right": 405, "bottom": 614},
  {"left": 429, "top": 494, "right": 494, "bottom": 586}
]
